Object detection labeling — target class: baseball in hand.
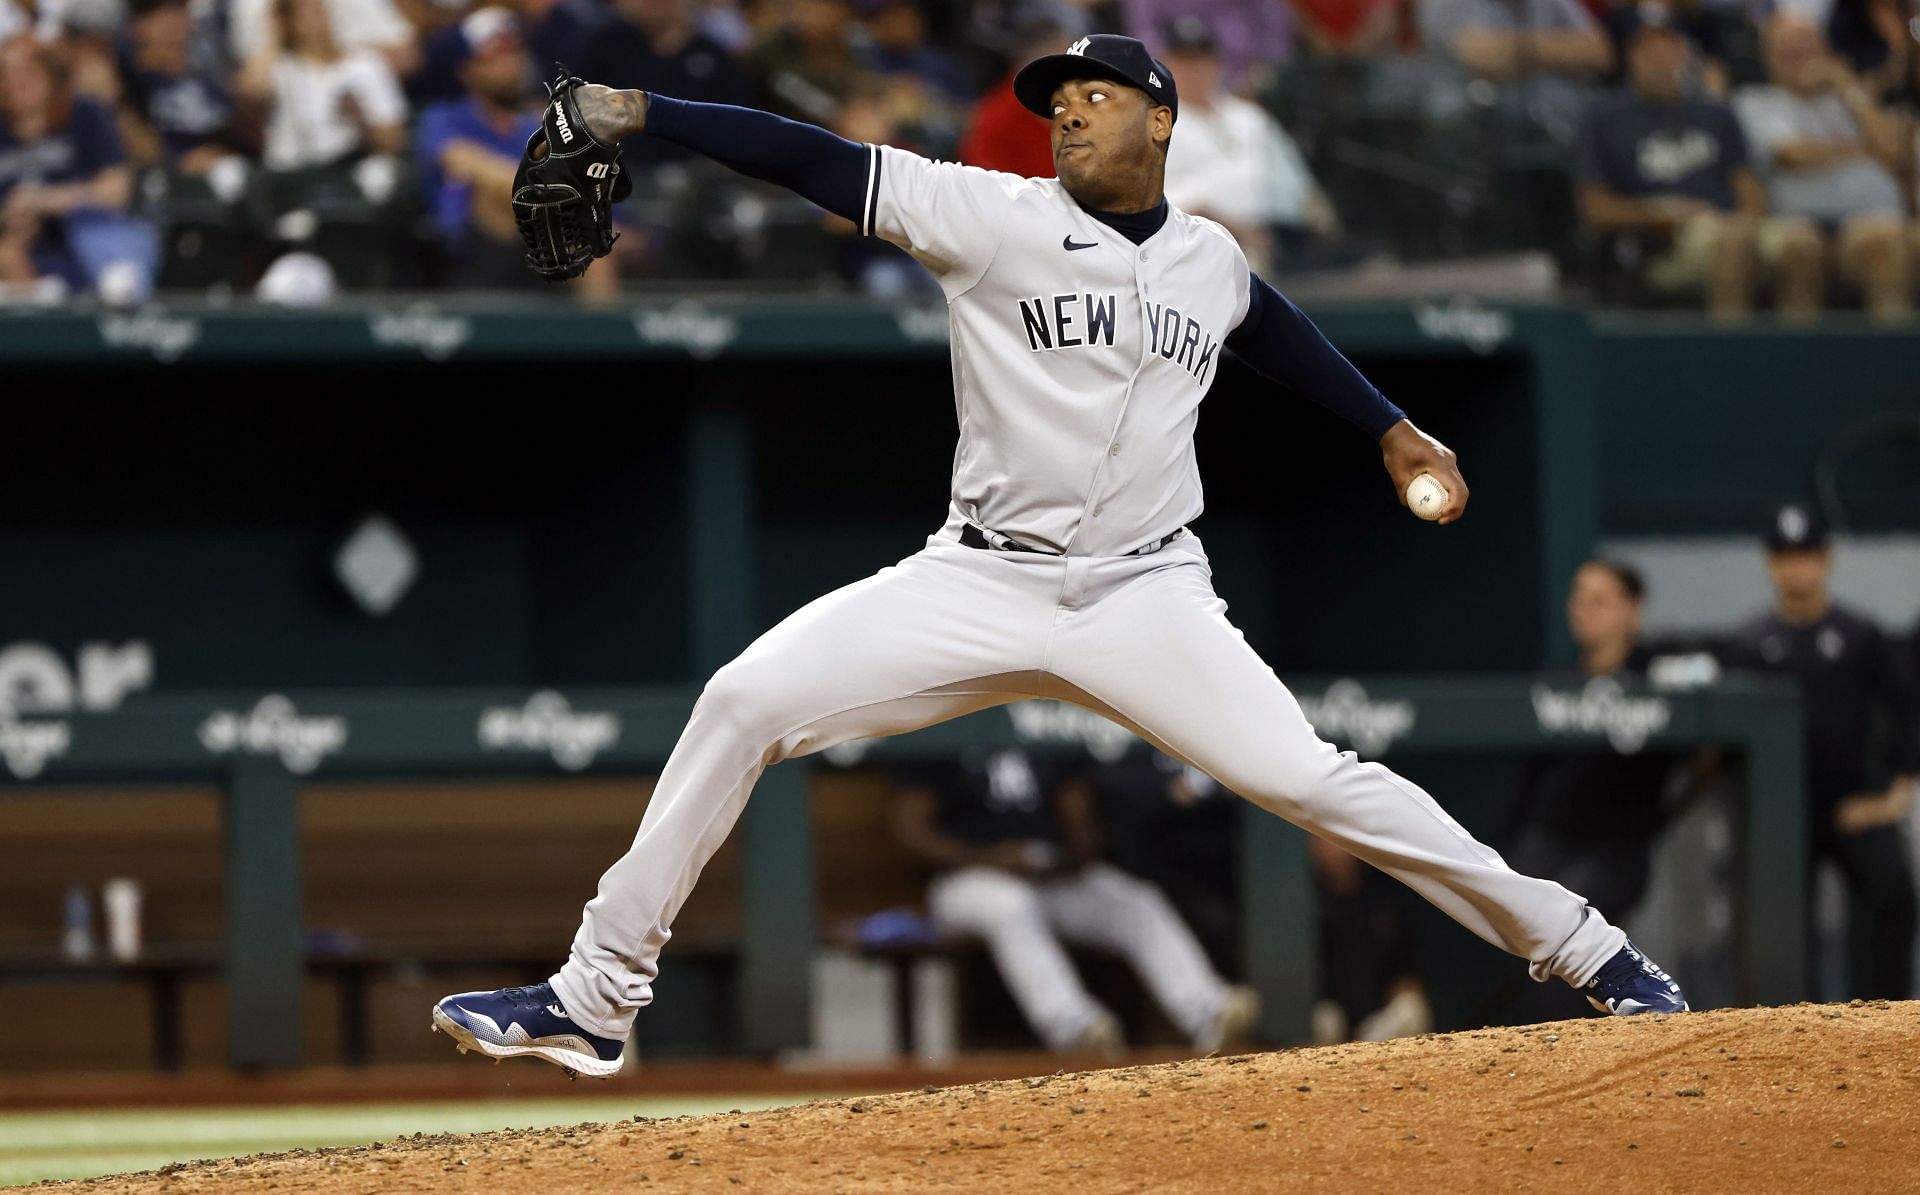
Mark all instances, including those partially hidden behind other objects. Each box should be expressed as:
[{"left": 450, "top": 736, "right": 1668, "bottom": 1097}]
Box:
[{"left": 1405, "top": 473, "right": 1449, "bottom": 521}]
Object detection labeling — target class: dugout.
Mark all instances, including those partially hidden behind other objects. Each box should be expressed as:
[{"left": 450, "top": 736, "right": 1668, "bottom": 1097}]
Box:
[{"left": 0, "top": 298, "right": 1911, "bottom": 1068}]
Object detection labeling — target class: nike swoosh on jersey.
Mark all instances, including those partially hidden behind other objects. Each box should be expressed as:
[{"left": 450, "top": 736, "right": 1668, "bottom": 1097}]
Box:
[{"left": 1062, "top": 236, "right": 1098, "bottom": 251}]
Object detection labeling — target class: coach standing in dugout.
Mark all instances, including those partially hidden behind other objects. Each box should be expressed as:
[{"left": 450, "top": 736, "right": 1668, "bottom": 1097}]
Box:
[
  {"left": 1717, "top": 503, "right": 1919, "bottom": 999},
  {"left": 1509, "top": 562, "right": 1682, "bottom": 927},
  {"left": 1498, "top": 559, "right": 1690, "bottom": 1020}
]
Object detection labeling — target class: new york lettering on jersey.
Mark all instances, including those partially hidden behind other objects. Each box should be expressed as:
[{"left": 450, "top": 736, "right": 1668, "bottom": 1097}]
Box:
[
  {"left": 867, "top": 145, "right": 1249, "bottom": 554},
  {"left": 1016, "top": 294, "right": 1218, "bottom": 386},
  {"left": 1018, "top": 293, "right": 1118, "bottom": 352}
]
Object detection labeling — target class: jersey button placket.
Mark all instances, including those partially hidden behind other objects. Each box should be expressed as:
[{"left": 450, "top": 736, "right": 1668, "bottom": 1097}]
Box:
[{"left": 1088, "top": 252, "right": 1156, "bottom": 539}]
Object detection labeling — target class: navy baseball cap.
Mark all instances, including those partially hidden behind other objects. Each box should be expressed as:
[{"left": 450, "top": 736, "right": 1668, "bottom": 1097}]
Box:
[
  {"left": 1013, "top": 34, "right": 1178, "bottom": 122},
  {"left": 1764, "top": 503, "right": 1830, "bottom": 552}
]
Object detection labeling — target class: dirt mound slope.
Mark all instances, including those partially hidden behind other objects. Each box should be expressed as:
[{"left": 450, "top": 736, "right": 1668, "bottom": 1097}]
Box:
[{"left": 32, "top": 1001, "right": 1920, "bottom": 1194}]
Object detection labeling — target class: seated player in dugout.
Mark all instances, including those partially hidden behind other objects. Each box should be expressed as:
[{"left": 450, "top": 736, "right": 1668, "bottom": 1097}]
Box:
[
  {"left": 1310, "top": 836, "right": 1432, "bottom": 1045},
  {"left": 891, "top": 746, "right": 1259, "bottom": 1055},
  {"left": 433, "top": 35, "right": 1692, "bottom": 1079},
  {"left": 1082, "top": 748, "right": 1243, "bottom": 979},
  {"left": 1716, "top": 504, "right": 1919, "bottom": 1000}
]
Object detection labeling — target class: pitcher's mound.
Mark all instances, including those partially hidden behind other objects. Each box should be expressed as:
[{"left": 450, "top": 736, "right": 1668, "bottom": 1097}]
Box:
[{"left": 44, "top": 1001, "right": 1920, "bottom": 1193}]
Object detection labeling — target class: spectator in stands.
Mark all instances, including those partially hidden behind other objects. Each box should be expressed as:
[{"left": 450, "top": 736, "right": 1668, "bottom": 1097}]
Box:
[
  {"left": 1159, "top": 17, "right": 1340, "bottom": 274},
  {"left": 1079, "top": 748, "right": 1241, "bottom": 978},
  {"left": 1735, "top": 13, "right": 1912, "bottom": 317},
  {"left": 1718, "top": 503, "right": 1919, "bottom": 1000},
  {"left": 0, "top": 1, "right": 38, "bottom": 44},
  {"left": 0, "top": 35, "right": 157, "bottom": 302},
  {"left": 0, "top": 4, "right": 114, "bottom": 108},
  {"left": 1825, "top": 0, "right": 1919, "bottom": 100},
  {"left": 240, "top": 0, "right": 408, "bottom": 172},
  {"left": 697, "top": 0, "right": 755, "bottom": 56},
  {"left": 1600, "top": 0, "right": 1742, "bottom": 98},
  {"left": 579, "top": 0, "right": 748, "bottom": 108},
  {"left": 231, "top": 0, "right": 418, "bottom": 76},
  {"left": 416, "top": 7, "right": 541, "bottom": 289},
  {"left": 824, "top": 81, "right": 938, "bottom": 292},
  {"left": 118, "top": 0, "right": 243, "bottom": 173},
  {"left": 1291, "top": 0, "right": 1409, "bottom": 57},
  {"left": 1125, "top": 0, "right": 1295, "bottom": 90},
  {"left": 958, "top": 16, "right": 1058, "bottom": 177},
  {"left": 1310, "top": 836, "right": 1432, "bottom": 1044},
  {"left": 859, "top": 0, "right": 974, "bottom": 106},
  {"left": 747, "top": 0, "right": 873, "bottom": 126},
  {"left": 1422, "top": 0, "right": 1615, "bottom": 80},
  {"left": 414, "top": 0, "right": 596, "bottom": 106},
  {"left": 892, "top": 748, "right": 1259, "bottom": 1055},
  {"left": 1420, "top": 0, "right": 1614, "bottom": 135},
  {"left": 1576, "top": 8, "right": 1823, "bottom": 317}
]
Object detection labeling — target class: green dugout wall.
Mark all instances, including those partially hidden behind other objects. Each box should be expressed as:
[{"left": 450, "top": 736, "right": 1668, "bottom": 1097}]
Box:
[
  {"left": 1, "top": 298, "right": 1902, "bottom": 1063},
  {"left": 0, "top": 679, "right": 1803, "bottom": 1066},
  {"left": 7, "top": 299, "right": 1906, "bottom": 692}
]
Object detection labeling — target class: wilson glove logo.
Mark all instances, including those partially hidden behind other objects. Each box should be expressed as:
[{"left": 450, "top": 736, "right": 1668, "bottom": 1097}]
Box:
[
  {"left": 586, "top": 162, "right": 611, "bottom": 179},
  {"left": 553, "top": 103, "right": 575, "bottom": 144}
]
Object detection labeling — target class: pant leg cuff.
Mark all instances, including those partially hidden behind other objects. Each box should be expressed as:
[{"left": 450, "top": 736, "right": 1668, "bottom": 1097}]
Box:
[
  {"left": 1532, "top": 907, "right": 1627, "bottom": 989},
  {"left": 550, "top": 965, "right": 640, "bottom": 1041}
]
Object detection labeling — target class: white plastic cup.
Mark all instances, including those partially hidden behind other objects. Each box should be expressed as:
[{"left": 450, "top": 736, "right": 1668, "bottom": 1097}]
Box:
[{"left": 102, "top": 878, "right": 143, "bottom": 961}]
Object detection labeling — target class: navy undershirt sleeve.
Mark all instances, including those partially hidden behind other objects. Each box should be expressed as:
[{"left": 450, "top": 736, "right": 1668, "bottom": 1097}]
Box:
[
  {"left": 1225, "top": 272, "right": 1407, "bottom": 442},
  {"left": 641, "top": 94, "right": 871, "bottom": 226}
]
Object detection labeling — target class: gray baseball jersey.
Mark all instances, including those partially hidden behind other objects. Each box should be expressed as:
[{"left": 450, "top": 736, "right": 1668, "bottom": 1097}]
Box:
[
  {"left": 866, "top": 146, "right": 1249, "bottom": 554},
  {"left": 546, "top": 138, "right": 1626, "bottom": 1041}
]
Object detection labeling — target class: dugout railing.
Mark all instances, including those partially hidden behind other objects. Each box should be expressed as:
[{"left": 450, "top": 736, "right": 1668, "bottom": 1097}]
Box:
[{"left": 0, "top": 677, "right": 1801, "bottom": 1069}]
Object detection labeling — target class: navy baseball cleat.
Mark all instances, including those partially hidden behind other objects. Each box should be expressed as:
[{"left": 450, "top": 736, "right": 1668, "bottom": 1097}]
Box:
[
  {"left": 1583, "top": 940, "right": 1690, "bottom": 1015},
  {"left": 430, "top": 982, "right": 625, "bottom": 1078}
]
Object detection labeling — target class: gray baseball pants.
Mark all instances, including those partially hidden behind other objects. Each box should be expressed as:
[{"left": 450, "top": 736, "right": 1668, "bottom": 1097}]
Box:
[{"left": 552, "top": 527, "right": 1624, "bottom": 1038}]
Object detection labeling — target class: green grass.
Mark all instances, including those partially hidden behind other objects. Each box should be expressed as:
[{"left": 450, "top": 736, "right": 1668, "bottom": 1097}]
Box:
[{"left": 0, "top": 1092, "right": 822, "bottom": 1186}]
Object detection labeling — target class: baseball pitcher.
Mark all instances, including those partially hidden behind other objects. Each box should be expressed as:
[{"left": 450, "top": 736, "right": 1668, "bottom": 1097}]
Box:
[{"left": 434, "top": 37, "right": 1688, "bottom": 1077}]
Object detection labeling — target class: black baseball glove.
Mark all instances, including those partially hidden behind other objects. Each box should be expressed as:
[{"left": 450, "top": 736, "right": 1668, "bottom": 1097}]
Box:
[{"left": 512, "top": 65, "right": 632, "bottom": 281}]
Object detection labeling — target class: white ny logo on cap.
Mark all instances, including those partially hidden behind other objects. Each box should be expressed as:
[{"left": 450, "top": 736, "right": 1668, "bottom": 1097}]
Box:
[{"left": 1067, "top": 36, "right": 1091, "bottom": 55}]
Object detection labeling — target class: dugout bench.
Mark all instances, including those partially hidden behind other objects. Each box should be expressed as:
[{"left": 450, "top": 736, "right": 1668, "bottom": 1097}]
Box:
[{"left": 0, "top": 676, "right": 1802, "bottom": 1069}]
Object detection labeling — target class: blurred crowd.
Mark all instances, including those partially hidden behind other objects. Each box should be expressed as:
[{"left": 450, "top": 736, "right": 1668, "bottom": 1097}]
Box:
[{"left": 2, "top": 0, "right": 1919, "bottom": 313}]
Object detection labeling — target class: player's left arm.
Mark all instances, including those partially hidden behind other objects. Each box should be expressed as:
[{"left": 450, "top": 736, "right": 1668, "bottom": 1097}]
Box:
[
  {"left": 1226, "top": 272, "right": 1469, "bottom": 523},
  {"left": 571, "top": 87, "right": 874, "bottom": 225}
]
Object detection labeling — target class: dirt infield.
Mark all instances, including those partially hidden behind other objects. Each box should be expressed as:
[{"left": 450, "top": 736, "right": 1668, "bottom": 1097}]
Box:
[{"left": 36, "top": 1002, "right": 1920, "bottom": 1194}]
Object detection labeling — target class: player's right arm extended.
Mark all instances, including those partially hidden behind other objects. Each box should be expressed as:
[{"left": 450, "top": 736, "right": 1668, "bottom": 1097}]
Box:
[
  {"left": 1226, "top": 273, "right": 1406, "bottom": 441},
  {"left": 575, "top": 86, "right": 873, "bottom": 228}
]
